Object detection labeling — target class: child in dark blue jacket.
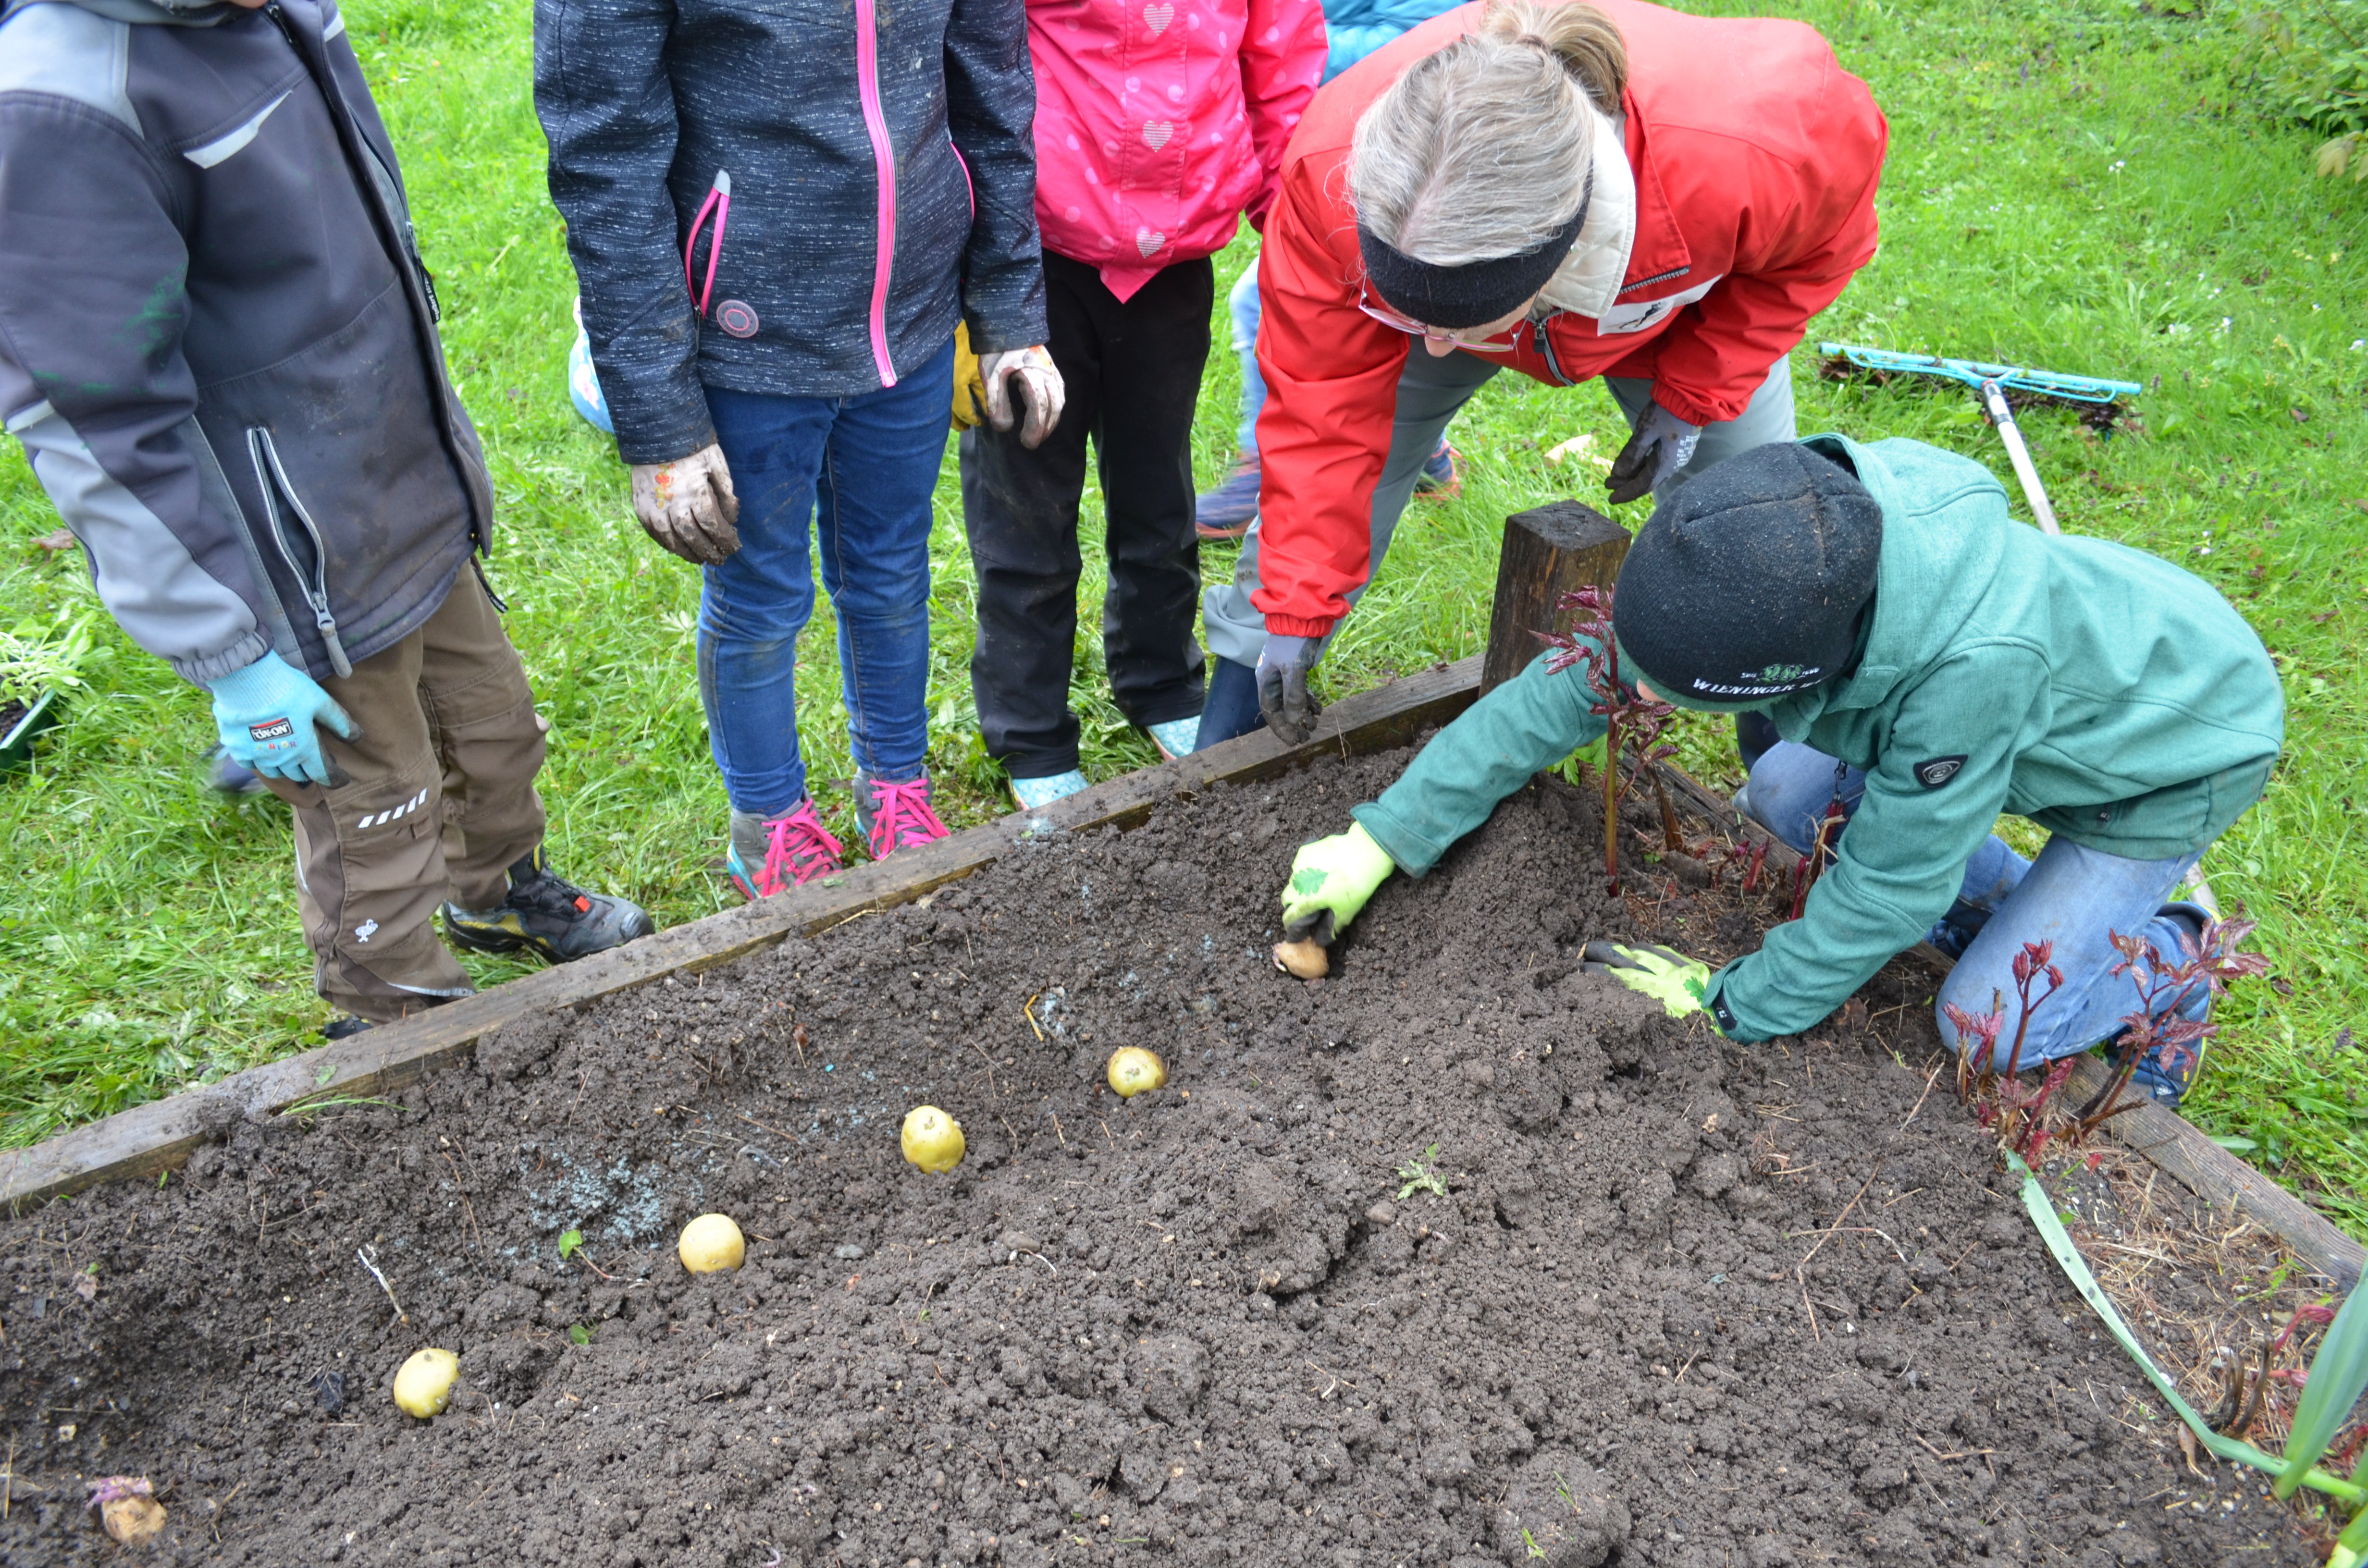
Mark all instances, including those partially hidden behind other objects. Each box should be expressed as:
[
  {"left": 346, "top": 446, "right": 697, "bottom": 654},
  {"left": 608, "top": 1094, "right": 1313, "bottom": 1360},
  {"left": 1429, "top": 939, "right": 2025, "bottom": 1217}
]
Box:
[{"left": 538, "top": 0, "right": 1060, "bottom": 895}]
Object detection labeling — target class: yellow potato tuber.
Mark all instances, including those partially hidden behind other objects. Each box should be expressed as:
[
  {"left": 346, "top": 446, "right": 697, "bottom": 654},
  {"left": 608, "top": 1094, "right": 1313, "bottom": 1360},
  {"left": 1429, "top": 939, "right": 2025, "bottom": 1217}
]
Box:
[
  {"left": 1105, "top": 1046, "right": 1168, "bottom": 1097},
  {"left": 901, "top": 1105, "right": 966, "bottom": 1173},
  {"left": 1272, "top": 938, "right": 1329, "bottom": 979},
  {"left": 678, "top": 1213, "right": 746, "bottom": 1274},
  {"left": 393, "top": 1347, "right": 459, "bottom": 1419},
  {"left": 88, "top": 1478, "right": 165, "bottom": 1547}
]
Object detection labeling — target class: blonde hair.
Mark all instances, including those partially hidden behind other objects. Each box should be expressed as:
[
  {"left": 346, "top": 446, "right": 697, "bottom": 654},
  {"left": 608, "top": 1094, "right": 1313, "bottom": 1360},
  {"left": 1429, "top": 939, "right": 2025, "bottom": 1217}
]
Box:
[{"left": 1349, "top": 0, "right": 1626, "bottom": 266}]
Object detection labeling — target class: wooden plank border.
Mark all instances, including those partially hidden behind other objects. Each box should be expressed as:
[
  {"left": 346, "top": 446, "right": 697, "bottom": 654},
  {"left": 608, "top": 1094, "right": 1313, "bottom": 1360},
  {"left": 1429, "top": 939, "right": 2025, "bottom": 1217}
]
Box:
[{"left": 0, "top": 657, "right": 1483, "bottom": 1215}]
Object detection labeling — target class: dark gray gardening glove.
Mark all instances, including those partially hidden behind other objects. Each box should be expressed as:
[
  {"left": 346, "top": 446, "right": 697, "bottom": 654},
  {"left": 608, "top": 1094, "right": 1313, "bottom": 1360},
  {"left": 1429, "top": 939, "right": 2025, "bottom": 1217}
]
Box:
[
  {"left": 1605, "top": 401, "right": 1702, "bottom": 505},
  {"left": 1256, "top": 634, "right": 1324, "bottom": 745}
]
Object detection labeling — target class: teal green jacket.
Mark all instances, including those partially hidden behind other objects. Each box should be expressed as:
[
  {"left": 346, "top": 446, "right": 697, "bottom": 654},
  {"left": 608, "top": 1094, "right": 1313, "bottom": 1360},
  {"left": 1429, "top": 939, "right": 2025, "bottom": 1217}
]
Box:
[{"left": 1350, "top": 434, "right": 2284, "bottom": 1041}]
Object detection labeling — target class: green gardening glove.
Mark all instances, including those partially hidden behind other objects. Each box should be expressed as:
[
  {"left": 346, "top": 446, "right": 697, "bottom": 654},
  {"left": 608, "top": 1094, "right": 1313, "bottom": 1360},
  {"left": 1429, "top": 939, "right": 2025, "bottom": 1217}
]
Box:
[
  {"left": 1280, "top": 821, "right": 1396, "bottom": 944},
  {"left": 1580, "top": 941, "right": 1714, "bottom": 1021}
]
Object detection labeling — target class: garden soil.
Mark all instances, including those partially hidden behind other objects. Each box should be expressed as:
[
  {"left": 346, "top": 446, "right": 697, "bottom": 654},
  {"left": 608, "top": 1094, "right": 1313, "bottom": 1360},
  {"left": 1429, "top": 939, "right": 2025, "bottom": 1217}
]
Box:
[{"left": 0, "top": 746, "right": 2326, "bottom": 1567}]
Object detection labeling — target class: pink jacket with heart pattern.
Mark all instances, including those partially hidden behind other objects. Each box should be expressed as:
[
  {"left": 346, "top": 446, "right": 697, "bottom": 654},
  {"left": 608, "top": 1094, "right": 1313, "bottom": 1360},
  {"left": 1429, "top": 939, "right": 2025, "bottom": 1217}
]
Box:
[{"left": 1025, "top": 0, "right": 1327, "bottom": 300}]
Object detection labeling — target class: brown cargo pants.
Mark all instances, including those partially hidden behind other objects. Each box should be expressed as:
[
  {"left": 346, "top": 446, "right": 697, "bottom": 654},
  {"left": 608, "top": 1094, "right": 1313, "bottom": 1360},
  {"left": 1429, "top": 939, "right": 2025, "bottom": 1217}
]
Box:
[{"left": 261, "top": 568, "right": 547, "bottom": 1022}]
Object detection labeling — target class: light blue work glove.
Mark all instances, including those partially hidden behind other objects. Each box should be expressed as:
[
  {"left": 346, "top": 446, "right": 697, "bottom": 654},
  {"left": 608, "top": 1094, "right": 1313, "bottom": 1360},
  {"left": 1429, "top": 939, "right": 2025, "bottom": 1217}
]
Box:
[
  {"left": 1256, "top": 633, "right": 1324, "bottom": 745},
  {"left": 1605, "top": 400, "right": 1702, "bottom": 504},
  {"left": 205, "top": 650, "right": 358, "bottom": 787}
]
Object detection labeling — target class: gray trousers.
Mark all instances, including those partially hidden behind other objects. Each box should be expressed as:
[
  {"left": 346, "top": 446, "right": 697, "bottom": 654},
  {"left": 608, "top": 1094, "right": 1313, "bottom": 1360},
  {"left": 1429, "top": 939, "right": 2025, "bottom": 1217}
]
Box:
[{"left": 1200, "top": 351, "right": 1798, "bottom": 668}]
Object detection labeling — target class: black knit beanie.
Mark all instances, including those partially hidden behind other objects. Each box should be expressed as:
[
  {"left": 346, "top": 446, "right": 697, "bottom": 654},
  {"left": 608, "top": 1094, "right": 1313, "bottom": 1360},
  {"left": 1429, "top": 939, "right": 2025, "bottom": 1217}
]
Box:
[{"left": 1612, "top": 442, "right": 1884, "bottom": 705}]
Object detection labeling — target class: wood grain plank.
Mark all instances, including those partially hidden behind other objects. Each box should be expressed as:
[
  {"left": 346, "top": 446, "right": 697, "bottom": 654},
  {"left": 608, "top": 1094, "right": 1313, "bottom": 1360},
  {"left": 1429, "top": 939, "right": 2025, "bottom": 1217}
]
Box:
[
  {"left": 0, "top": 656, "right": 1482, "bottom": 1214},
  {"left": 1481, "top": 501, "right": 1629, "bottom": 694},
  {"left": 2061, "top": 1055, "right": 2365, "bottom": 1287}
]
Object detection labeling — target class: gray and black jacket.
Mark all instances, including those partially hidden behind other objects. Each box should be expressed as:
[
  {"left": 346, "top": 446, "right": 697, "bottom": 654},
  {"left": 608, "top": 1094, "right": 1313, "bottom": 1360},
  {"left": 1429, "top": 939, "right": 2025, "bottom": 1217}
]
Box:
[
  {"left": 535, "top": 0, "right": 1049, "bottom": 466},
  {"left": 0, "top": 0, "right": 491, "bottom": 686}
]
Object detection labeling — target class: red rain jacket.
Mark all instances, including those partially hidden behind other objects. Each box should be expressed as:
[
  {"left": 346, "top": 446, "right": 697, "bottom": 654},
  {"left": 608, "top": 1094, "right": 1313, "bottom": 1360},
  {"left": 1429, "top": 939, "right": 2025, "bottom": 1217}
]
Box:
[{"left": 1250, "top": 0, "right": 1888, "bottom": 638}]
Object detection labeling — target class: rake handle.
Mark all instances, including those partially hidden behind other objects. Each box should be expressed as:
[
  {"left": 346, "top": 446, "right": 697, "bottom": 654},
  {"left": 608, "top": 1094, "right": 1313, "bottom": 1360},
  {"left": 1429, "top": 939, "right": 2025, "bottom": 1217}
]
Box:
[{"left": 1978, "top": 379, "right": 2061, "bottom": 536}]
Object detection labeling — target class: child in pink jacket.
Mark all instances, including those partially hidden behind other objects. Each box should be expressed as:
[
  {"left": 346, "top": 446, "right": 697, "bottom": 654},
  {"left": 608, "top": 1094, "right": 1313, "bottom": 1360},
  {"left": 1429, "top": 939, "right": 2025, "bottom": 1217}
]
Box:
[{"left": 960, "top": 0, "right": 1328, "bottom": 808}]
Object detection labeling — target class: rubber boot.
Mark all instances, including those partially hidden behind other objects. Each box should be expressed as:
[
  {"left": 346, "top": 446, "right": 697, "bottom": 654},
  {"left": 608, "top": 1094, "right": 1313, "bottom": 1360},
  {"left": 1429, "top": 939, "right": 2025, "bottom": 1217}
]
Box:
[{"left": 1194, "top": 657, "right": 1265, "bottom": 751}]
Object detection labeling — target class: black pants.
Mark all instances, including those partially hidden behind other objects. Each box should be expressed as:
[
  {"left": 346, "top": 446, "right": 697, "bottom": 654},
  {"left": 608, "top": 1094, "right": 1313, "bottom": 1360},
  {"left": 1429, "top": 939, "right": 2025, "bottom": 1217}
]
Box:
[{"left": 960, "top": 250, "right": 1210, "bottom": 779}]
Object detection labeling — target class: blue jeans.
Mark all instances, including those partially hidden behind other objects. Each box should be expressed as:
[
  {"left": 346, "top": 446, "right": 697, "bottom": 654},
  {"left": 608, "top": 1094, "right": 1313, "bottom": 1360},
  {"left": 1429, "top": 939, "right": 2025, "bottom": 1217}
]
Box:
[
  {"left": 1230, "top": 260, "right": 1266, "bottom": 454},
  {"left": 697, "top": 340, "right": 952, "bottom": 817},
  {"left": 1743, "top": 741, "right": 2210, "bottom": 1069}
]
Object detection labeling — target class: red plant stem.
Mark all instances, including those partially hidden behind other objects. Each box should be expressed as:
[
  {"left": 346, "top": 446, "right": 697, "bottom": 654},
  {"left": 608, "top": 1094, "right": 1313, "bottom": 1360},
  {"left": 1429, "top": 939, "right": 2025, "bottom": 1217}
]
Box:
[
  {"left": 2002, "top": 962, "right": 2062, "bottom": 1082},
  {"left": 1648, "top": 765, "right": 1685, "bottom": 853},
  {"left": 1788, "top": 798, "right": 1844, "bottom": 920},
  {"left": 2014, "top": 1059, "right": 2076, "bottom": 1160}
]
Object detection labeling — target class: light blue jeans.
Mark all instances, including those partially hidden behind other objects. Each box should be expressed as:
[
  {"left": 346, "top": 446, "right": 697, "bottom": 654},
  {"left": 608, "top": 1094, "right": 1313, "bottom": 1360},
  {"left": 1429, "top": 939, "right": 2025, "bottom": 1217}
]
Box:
[
  {"left": 1230, "top": 260, "right": 1266, "bottom": 454},
  {"left": 696, "top": 340, "right": 953, "bottom": 816},
  {"left": 1742, "top": 740, "right": 2211, "bottom": 1070},
  {"left": 1201, "top": 347, "right": 1797, "bottom": 668}
]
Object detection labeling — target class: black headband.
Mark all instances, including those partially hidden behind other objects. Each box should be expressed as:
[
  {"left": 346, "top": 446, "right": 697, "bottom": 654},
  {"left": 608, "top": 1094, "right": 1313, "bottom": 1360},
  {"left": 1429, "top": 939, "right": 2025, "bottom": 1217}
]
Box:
[{"left": 1357, "top": 166, "right": 1593, "bottom": 331}]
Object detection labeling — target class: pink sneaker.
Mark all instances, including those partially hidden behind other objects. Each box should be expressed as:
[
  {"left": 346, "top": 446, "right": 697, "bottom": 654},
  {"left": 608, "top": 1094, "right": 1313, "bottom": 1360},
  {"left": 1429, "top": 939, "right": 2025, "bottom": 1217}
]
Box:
[
  {"left": 857, "top": 772, "right": 951, "bottom": 860},
  {"left": 726, "top": 800, "right": 845, "bottom": 899}
]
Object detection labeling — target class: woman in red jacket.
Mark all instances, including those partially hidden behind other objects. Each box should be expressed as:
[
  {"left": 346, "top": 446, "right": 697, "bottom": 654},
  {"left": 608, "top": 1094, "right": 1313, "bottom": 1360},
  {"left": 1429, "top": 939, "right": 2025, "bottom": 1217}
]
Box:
[{"left": 1195, "top": 0, "right": 1888, "bottom": 747}]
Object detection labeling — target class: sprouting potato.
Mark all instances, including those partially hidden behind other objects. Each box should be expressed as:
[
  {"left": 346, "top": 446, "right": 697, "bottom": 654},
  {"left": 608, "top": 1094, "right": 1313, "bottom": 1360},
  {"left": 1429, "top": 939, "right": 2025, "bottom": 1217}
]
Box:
[
  {"left": 901, "top": 1105, "right": 966, "bottom": 1173},
  {"left": 393, "top": 1348, "right": 459, "bottom": 1419},
  {"left": 1105, "top": 1046, "right": 1168, "bottom": 1098},
  {"left": 678, "top": 1213, "right": 746, "bottom": 1274},
  {"left": 1272, "top": 938, "right": 1329, "bottom": 979}
]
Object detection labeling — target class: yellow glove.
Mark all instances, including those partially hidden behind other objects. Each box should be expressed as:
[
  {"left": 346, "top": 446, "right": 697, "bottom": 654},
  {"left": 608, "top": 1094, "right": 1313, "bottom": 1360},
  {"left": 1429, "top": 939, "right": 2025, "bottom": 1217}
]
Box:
[
  {"left": 1280, "top": 822, "right": 1396, "bottom": 944},
  {"left": 951, "top": 322, "right": 988, "bottom": 431}
]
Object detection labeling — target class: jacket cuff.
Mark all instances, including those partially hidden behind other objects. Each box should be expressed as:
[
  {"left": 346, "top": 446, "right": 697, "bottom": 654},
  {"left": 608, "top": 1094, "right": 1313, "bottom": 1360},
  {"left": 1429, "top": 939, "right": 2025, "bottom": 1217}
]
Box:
[
  {"left": 965, "top": 311, "right": 1051, "bottom": 358},
  {"left": 1645, "top": 380, "right": 1738, "bottom": 432},
  {"left": 1348, "top": 801, "right": 1442, "bottom": 881},
  {"left": 608, "top": 385, "right": 722, "bottom": 467},
  {"left": 171, "top": 629, "right": 273, "bottom": 688},
  {"left": 1264, "top": 612, "right": 1337, "bottom": 639},
  {"left": 1703, "top": 964, "right": 1773, "bottom": 1043}
]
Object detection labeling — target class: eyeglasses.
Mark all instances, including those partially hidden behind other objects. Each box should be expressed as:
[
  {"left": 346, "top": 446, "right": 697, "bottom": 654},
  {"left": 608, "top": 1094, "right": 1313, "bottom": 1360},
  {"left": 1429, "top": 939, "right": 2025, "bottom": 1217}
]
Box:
[{"left": 1355, "top": 289, "right": 1519, "bottom": 352}]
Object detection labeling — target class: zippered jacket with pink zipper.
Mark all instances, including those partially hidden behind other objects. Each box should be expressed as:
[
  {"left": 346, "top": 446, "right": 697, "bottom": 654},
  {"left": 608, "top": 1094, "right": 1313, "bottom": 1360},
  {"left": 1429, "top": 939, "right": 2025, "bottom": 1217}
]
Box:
[
  {"left": 536, "top": 0, "right": 1049, "bottom": 465},
  {"left": 1025, "top": 0, "right": 1326, "bottom": 301}
]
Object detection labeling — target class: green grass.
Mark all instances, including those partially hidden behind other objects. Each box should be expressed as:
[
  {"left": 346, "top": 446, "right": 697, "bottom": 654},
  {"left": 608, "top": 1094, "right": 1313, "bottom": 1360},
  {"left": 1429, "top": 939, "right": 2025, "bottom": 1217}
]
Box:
[{"left": 4, "top": 0, "right": 2365, "bottom": 1232}]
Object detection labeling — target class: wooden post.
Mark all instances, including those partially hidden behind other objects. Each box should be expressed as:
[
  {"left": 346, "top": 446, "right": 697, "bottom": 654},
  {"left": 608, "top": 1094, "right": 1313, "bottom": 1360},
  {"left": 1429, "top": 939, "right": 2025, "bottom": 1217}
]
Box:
[{"left": 1481, "top": 500, "right": 1631, "bottom": 694}]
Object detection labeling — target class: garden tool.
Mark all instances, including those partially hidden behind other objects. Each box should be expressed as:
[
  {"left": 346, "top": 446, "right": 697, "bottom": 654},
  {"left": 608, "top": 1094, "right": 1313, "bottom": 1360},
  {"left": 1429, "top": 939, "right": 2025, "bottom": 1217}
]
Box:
[{"left": 1816, "top": 343, "right": 2142, "bottom": 536}]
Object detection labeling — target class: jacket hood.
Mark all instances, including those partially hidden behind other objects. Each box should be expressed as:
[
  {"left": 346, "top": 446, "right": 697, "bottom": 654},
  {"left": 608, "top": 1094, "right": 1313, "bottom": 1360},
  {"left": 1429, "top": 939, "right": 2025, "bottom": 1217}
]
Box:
[{"left": 3, "top": 0, "right": 233, "bottom": 25}]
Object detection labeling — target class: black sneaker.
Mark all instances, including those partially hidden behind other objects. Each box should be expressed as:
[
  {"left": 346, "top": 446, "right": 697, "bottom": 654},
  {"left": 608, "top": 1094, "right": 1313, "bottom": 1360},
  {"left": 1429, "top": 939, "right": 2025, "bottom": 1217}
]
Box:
[
  {"left": 323, "top": 1015, "right": 375, "bottom": 1041},
  {"left": 441, "top": 847, "right": 654, "bottom": 961}
]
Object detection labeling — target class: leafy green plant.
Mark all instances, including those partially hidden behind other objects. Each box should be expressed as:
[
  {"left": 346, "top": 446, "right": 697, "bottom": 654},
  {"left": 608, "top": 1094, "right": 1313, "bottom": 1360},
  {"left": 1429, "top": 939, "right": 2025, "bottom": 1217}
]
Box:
[
  {"left": 0, "top": 608, "right": 100, "bottom": 712},
  {"left": 2239, "top": 0, "right": 2368, "bottom": 177},
  {"left": 557, "top": 1228, "right": 583, "bottom": 1261},
  {"left": 1395, "top": 1143, "right": 1447, "bottom": 1201},
  {"left": 567, "top": 1323, "right": 591, "bottom": 1346}
]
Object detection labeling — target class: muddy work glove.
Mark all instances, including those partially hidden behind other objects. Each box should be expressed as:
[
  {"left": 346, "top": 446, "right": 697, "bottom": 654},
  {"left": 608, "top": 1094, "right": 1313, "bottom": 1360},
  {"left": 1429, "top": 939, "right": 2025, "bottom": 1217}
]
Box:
[
  {"left": 630, "top": 442, "right": 741, "bottom": 565},
  {"left": 1580, "top": 941, "right": 1714, "bottom": 1022},
  {"left": 978, "top": 345, "right": 1065, "bottom": 450},
  {"left": 1280, "top": 822, "right": 1395, "bottom": 944},
  {"left": 1256, "top": 633, "right": 1324, "bottom": 745},
  {"left": 206, "top": 650, "right": 357, "bottom": 788},
  {"left": 1605, "top": 400, "right": 1702, "bottom": 504}
]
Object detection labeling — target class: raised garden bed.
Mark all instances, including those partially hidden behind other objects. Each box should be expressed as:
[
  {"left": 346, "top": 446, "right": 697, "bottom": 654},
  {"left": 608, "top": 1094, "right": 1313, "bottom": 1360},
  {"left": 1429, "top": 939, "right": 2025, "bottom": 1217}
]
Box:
[{"left": 0, "top": 742, "right": 2338, "bottom": 1566}]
